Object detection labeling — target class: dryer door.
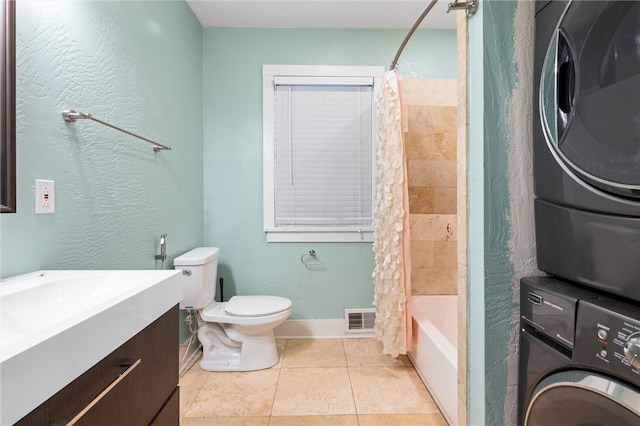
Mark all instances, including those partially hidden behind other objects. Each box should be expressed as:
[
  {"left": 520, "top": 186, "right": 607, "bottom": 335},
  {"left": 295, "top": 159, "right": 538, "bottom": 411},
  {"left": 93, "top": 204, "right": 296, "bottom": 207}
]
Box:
[
  {"left": 524, "top": 371, "right": 640, "bottom": 426},
  {"left": 539, "top": 0, "right": 640, "bottom": 199}
]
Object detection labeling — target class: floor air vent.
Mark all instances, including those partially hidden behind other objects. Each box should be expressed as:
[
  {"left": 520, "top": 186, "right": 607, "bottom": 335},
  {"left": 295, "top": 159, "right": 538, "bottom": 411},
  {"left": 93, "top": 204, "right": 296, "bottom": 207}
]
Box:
[{"left": 345, "top": 308, "right": 376, "bottom": 333}]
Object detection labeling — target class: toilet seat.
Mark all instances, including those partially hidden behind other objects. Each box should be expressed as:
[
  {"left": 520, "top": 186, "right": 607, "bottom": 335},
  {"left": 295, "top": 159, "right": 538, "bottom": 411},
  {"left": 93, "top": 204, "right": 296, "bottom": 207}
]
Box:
[
  {"left": 225, "top": 295, "right": 292, "bottom": 317},
  {"left": 199, "top": 297, "right": 292, "bottom": 325}
]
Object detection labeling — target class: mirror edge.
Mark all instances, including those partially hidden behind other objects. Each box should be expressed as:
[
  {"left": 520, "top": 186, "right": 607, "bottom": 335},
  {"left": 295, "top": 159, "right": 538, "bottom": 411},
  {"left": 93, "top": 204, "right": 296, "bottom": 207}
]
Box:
[{"left": 1, "top": 0, "right": 16, "bottom": 213}]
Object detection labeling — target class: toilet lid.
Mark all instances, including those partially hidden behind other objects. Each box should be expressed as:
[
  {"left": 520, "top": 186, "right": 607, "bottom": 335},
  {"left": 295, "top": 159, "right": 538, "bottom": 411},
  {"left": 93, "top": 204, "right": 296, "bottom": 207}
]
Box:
[{"left": 225, "top": 295, "right": 292, "bottom": 317}]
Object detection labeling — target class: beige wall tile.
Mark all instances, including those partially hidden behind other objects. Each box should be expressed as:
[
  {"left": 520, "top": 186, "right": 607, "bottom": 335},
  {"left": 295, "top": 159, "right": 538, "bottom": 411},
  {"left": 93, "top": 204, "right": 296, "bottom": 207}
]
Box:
[
  {"left": 434, "top": 187, "right": 457, "bottom": 214},
  {"left": 408, "top": 186, "right": 434, "bottom": 214},
  {"left": 400, "top": 78, "right": 458, "bottom": 297},
  {"left": 411, "top": 268, "right": 458, "bottom": 295},
  {"left": 407, "top": 106, "right": 457, "bottom": 134},
  {"left": 435, "top": 132, "right": 457, "bottom": 161},
  {"left": 409, "top": 214, "right": 457, "bottom": 242},
  {"left": 405, "top": 133, "right": 436, "bottom": 160},
  {"left": 433, "top": 241, "right": 458, "bottom": 268},
  {"left": 399, "top": 79, "right": 457, "bottom": 106},
  {"left": 405, "top": 132, "right": 456, "bottom": 161},
  {"left": 407, "top": 160, "right": 456, "bottom": 188},
  {"left": 410, "top": 240, "right": 435, "bottom": 269}
]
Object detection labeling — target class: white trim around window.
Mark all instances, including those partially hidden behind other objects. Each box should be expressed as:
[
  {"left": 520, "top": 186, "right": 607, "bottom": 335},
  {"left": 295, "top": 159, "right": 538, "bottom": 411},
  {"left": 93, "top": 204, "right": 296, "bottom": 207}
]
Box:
[{"left": 263, "top": 65, "right": 384, "bottom": 243}]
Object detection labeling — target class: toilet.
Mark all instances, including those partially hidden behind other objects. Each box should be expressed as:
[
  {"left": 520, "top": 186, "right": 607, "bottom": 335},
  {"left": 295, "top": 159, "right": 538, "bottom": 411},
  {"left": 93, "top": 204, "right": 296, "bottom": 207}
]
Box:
[{"left": 175, "top": 247, "right": 292, "bottom": 372}]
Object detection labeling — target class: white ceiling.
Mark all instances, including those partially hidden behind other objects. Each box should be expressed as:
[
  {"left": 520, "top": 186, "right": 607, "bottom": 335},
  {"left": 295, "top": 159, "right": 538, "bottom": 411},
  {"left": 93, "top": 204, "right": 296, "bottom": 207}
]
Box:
[{"left": 186, "top": 0, "right": 457, "bottom": 30}]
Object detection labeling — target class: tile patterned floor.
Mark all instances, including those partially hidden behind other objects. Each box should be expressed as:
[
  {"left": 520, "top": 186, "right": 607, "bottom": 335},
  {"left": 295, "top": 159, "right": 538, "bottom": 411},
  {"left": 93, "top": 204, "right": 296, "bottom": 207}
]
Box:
[{"left": 179, "top": 338, "right": 448, "bottom": 425}]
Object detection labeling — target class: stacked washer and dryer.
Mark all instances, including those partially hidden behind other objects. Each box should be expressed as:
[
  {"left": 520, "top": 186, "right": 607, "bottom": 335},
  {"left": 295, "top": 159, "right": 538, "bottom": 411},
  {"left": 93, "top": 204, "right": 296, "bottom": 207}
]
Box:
[{"left": 519, "top": 1, "right": 640, "bottom": 425}]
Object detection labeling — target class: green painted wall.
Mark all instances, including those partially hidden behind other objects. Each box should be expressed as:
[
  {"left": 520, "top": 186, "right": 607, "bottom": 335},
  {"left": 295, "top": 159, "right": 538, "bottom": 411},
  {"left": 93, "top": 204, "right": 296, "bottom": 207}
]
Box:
[
  {"left": 0, "top": 1, "right": 204, "bottom": 279},
  {"left": 483, "top": 3, "right": 518, "bottom": 425},
  {"left": 202, "top": 28, "right": 457, "bottom": 319}
]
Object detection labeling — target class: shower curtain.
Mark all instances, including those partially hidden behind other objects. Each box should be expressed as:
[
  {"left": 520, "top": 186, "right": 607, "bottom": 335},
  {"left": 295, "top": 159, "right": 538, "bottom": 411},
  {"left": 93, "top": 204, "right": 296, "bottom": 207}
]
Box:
[{"left": 372, "top": 69, "right": 412, "bottom": 357}]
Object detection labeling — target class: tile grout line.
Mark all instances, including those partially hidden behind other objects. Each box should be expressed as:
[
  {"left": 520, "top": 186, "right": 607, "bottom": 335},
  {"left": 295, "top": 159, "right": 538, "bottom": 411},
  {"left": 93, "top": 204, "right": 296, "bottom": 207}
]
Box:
[
  {"left": 268, "top": 339, "right": 287, "bottom": 423},
  {"left": 180, "top": 353, "right": 205, "bottom": 420},
  {"left": 342, "top": 338, "right": 363, "bottom": 425}
]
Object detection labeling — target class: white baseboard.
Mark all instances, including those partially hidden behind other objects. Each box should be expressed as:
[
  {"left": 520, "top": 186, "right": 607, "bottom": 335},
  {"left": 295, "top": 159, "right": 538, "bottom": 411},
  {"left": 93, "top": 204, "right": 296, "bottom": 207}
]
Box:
[{"left": 274, "top": 319, "right": 374, "bottom": 339}]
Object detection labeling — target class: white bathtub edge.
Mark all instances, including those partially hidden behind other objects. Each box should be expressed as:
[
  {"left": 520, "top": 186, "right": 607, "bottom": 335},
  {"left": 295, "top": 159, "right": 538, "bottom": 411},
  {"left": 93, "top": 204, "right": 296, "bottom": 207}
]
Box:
[{"left": 409, "top": 296, "right": 459, "bottom": 426}]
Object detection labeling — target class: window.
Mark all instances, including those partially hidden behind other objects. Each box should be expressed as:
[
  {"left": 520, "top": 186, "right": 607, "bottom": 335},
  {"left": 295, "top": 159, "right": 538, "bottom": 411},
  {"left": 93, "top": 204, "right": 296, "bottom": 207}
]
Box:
[{"left": 263, "top": 65, "right": 383, "bottom": 242}]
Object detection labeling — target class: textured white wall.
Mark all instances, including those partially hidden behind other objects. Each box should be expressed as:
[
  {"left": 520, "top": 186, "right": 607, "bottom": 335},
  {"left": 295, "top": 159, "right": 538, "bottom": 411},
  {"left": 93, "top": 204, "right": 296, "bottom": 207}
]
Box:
[{"left": 505, "top": 1, "right": 538, "bottom": 424}]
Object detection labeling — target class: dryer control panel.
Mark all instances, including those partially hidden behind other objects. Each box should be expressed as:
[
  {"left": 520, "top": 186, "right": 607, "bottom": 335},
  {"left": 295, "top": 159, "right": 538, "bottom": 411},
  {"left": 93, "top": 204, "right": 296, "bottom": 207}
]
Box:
[
  {"left": 520, "top": 276, "right": 598, "bottom": 350},
  {"left": 574, "top": 298, "right": 640, "bottom": 387}
]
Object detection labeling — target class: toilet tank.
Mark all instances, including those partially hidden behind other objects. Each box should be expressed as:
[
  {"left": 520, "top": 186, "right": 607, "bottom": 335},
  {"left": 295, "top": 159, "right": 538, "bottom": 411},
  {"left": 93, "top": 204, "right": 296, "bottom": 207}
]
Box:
[{"left": 174, "top": 247, "right": 220, "bottom": 310}]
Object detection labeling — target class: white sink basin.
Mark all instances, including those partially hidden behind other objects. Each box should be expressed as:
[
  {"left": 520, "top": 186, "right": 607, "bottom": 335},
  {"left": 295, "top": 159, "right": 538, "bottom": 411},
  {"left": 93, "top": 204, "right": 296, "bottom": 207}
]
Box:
[{"left": 0, "top": 269, "right": 182, "bottom": 425}]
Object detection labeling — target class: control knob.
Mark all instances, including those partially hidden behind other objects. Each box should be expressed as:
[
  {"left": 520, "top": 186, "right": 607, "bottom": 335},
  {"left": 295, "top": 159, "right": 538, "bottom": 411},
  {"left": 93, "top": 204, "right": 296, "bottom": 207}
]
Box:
[{"left": 624, "top": 337, "right": 640, "bottom": 369}]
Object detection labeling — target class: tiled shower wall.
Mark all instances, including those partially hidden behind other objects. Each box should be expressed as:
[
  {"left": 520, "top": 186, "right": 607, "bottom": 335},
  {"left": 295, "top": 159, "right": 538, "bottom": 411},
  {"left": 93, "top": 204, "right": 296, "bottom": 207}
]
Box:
[{"left": 400, "top": 79, "right": 458, "bottom": 295}]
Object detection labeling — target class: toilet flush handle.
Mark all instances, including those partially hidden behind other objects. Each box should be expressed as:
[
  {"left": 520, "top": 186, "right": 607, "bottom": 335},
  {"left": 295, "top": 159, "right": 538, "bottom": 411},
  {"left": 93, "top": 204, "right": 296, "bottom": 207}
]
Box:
[{"left": 182, "top": 269, "right": 192, "bottom": 276}]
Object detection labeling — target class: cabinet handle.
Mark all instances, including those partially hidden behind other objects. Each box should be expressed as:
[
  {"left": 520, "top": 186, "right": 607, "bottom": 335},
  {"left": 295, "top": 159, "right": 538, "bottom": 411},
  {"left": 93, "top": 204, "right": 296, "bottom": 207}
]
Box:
[{"left": 65, "top": 358, "right": 142, "bottom": 425}]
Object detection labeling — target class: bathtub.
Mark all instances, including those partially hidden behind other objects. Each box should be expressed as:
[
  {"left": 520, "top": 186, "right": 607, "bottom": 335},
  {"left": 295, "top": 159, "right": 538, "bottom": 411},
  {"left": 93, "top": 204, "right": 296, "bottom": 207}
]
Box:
[{"left": 408, "top": 295, "right": 458, "bottom": 426}]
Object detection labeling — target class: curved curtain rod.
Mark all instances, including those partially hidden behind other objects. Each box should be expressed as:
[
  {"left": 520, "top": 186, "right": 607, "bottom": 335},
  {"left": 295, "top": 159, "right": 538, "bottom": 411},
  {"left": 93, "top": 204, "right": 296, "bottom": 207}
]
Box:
[
  {"left": 389, "top": 0, "right": 478, "bottom": 71},
  {"left": 390, "top": 0, "right": 439, "bottom": 71},
  {"left": 62, "top": 110, "right": 172, "bottom": 152}
]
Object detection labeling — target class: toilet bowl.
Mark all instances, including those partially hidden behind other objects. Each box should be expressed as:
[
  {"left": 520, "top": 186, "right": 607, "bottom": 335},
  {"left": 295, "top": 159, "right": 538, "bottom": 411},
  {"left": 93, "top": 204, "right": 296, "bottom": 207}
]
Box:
[{"left": 175, "top": 248, "right": 292, "bottom": 372}]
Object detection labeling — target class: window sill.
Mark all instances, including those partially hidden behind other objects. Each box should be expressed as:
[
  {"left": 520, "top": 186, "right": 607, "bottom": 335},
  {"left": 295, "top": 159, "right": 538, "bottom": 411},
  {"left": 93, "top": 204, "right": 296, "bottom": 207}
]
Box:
[{"left": 265, "top": 230, "right": 374, "bottom": 243}]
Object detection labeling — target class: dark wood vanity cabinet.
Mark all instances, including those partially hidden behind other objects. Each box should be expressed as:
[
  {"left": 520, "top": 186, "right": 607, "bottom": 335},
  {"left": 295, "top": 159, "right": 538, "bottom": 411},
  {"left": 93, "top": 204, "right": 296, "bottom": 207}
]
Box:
[{"left": 16, "top": 306, "right": 179, "bottom": 426}]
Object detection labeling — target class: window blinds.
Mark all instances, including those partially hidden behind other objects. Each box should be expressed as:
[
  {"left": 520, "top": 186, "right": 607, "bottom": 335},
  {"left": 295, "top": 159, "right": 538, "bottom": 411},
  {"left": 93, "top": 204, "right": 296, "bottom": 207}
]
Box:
[{"left": 273, "top": 81, "right": 374, "bottom": 229}]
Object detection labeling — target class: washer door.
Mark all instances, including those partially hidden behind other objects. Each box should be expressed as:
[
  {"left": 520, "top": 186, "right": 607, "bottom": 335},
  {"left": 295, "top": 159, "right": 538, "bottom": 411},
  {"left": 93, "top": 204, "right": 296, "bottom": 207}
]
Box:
[
  {"left": 525, "top": 371, "right": 640, "bottom": 426},
  {"left": 539, "top": 1, "right": 640, "bottom": 199}
]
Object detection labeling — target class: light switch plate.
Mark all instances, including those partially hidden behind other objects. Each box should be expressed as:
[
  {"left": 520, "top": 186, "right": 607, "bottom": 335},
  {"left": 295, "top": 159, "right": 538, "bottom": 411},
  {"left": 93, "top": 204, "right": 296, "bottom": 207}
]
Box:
[{"left": 35, "top": 179, "right": 55, "bottom": 214}]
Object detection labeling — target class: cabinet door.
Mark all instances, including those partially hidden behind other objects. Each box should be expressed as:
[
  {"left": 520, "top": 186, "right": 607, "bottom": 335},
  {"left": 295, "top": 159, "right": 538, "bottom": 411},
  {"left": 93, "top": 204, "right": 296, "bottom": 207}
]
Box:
[
  {"left": 150, "top": 387, "right": 180, "bottom": 426},
  {"left": 16, "top": 306, "right": 179, "bottom": 426}
]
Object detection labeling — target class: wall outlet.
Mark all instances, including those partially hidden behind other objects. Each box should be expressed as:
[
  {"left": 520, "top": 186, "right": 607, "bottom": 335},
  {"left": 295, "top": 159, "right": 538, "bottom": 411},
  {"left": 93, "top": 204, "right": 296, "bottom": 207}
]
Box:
[{"left": 35, "top": 179, "right": 55, "bottom": 214}]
